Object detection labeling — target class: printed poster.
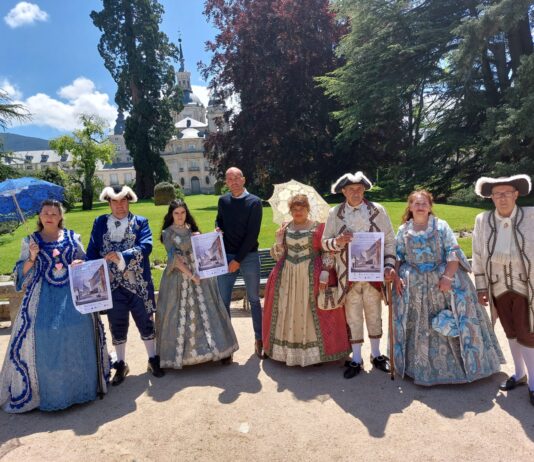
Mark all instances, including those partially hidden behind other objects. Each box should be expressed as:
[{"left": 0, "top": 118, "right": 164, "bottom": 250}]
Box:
[
  {"left": 69, "top": 259, "right": 113, "bottom": 314},
  {"left": 347, "top": 232, "right": 384, "bottom": 282}
]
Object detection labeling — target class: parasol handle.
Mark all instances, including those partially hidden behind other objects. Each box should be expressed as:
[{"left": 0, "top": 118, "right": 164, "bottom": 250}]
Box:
[{"left": 11, "top": 192, "right": 29, "bottom": 233}]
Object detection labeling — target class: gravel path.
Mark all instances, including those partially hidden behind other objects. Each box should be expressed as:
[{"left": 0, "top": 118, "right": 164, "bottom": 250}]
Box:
[{"left": 0, "top": 301, "right": 533, "bottom": 462}]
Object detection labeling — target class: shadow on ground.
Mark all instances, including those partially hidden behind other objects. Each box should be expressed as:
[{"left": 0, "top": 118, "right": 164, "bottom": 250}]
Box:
[{"left": 262, "top": 356, "right": 534, "bottom": 441}]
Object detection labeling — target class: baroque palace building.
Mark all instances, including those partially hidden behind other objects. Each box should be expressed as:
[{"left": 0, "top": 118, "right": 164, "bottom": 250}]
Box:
[
  {"left": 99, "top": 39, "right": 226, "bottom": 194},
  {"left": 3, "top": 40, "right": 226, "bottom": 196}
]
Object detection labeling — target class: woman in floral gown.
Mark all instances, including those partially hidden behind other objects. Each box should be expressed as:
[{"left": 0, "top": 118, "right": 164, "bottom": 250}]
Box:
[
  {"left": 263, "top": 194, "right": 350, "bottom": 366},
  {"left": 156, "top": 200, "right": 238, "bottom": 368},
  {"left": 0, "top": 200, "right": 109, "bottom": 413},
  {"left": 393, "top": 190, "right": 504, "bottom": 385}
]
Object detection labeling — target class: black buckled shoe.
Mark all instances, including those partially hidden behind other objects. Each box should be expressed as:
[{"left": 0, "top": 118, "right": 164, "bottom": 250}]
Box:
[
  {"left": 343, "top": 361, "right": 363, "bottom": 379},
  {"left": 111, "top": 360, "right": 129, "bottom": 386},
  {"left": 499, "top": 375, "right": 527, "bottom": 391},
  {"left": 147, "top": 355, "right": 165, "bottom": 378},
  {"left": 371, "top": 355, "right": 391, "bottom": 373},
  {"left": 221, "top": 355, "right": 233, "bottom": 365}
]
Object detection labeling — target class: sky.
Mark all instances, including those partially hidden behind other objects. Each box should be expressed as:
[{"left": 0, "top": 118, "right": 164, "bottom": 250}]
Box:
[{"left": 0, "top": 0, "right": 217, "bottom": 140}]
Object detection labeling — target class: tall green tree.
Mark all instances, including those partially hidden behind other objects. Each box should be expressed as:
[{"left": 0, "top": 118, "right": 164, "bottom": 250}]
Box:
[
  {"left": 0, "top": 89, "right": 30, "bottom": 131},
  {"left": 91, "top": 0, "right": 182, "bottom": 198},
  {"left": 0, "top": 90, "right": 30, "bottom": 181},
  {"left": 202, "top": 0, "right": 344, "bottom": 196},
  {"left": 452, "top": 0, "right": 534, "bottom": 180},
  {"left": 50, "top": 114, "right": 115, "bottom": 210},
  {"left": 320, "top": 0, "right": 534, "bottom": 198}
]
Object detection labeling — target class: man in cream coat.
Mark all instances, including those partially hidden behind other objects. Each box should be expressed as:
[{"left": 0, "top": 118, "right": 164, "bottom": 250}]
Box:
[
  {"left": 321, "top": 172, "right": 396, "bottom": 379},
  {"left": 472, "top": 174, "right": 534, "bottom": 406}
]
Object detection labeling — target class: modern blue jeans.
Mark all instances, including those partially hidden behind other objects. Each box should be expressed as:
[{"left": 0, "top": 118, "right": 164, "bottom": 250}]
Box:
[{"left": 217, "top": 251, "right": 262, "bottom": 340}]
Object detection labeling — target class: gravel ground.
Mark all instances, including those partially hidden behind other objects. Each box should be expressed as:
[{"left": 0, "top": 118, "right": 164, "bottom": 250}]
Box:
[{"left": 0, "top": 301, "right": 533, "bottom": 462}]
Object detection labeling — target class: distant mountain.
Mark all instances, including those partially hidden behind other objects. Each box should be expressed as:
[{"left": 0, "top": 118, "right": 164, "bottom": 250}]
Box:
[{"left": 0, "top": 133, "right": 50, "bottom": 152}]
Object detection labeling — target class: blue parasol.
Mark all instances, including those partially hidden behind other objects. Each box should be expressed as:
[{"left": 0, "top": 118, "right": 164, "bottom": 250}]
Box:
[{"left": 0, "top": 177, "right": 64, "bottom": 224}]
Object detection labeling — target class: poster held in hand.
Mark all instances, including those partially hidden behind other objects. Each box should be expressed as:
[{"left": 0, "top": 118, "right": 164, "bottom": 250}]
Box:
[
  {"left": 69, "top": 259, "right": 113, "bottom": 314},
  {"left": 348, "top": 232, "right": 384, "bottom": 282},
  {"left": 191, "top": 231, "right": 229, "bottom": 279}
]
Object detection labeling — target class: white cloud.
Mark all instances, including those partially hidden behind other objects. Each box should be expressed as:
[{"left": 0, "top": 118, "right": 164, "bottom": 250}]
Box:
[
  {"left": 1, "top": 77, "right": 117, "bottom": 132},
  {"left": 4, "top": 2, "right": 49, "bottom": 28},
  {"left": 58, "top": 78, "right": 97, "bottom": 100},
  {"left": 191, "top": 85, "right": 209, "bottom": 108},
  {"left": 0, "top": 78, "right": 23, "bottom": 99},
  {"left": 191, "top": 84, "right": 241, "bottom": 113}
]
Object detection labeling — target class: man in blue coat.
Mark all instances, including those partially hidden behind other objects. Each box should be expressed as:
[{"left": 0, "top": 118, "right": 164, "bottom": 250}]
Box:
[{"left": 87, "top": 185, "right": 164, "bottom": 385}]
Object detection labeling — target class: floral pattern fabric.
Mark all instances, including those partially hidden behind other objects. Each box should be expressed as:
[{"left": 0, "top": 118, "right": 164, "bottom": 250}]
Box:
[
  {"left": 393, "top": 216, "right": 504, "bottom": 386},
  {"left": 156, "top": 227, "right": 238, "bottom": 368}
]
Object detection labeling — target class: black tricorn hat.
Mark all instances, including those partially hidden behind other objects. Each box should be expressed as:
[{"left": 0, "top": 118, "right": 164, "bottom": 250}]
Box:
[
  {"left": 331, "top": 171, "right": 372, "bottom": 194},
  {"left": 474, "top": 174, "right": 531, "bottom": 198}
]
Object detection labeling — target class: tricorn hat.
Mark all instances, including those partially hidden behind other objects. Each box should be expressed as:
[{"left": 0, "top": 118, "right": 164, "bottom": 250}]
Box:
[
  {"left": 474, "top": 174, "right": 531, "bottom": 198},
  {"left": 99, "top": 185, "right": 138, "bottom": 203},
  {"left": 331, "top": 171, "right": 373, "bottom": 194}
]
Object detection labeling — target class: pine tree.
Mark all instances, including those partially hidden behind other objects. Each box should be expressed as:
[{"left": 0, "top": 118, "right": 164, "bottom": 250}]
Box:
[{"left": 91, "top": 0, "right": 182, "bottom": 198}]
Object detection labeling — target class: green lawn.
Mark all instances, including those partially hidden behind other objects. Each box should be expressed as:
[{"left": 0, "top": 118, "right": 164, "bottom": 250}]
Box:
[{"left": 0, "top": 195, "right": 485, "bottom": 287}]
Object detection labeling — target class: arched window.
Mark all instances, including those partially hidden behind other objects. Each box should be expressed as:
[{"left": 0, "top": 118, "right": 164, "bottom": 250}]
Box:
[
  {"left": 205, "top": 176, "right": 210, "bottom": 185},
  {"left": 180, "top": 178, "right": 185, "bottom": 186}
]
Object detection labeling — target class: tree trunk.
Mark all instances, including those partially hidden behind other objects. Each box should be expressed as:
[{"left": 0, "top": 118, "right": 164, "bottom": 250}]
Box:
[
  {"left": 488, "top": 41, "right": 509, "bottom": 92},
  {"left": 132, "top": 136, "right": 155, "bottom": 199},
  {"left": 81, "top": 186, "right": 93, "bottom": 211},
  {"left": 480, "top": 49, "right": 500, "bottom": 105},
  {"left": 507, "top": 13, "right": 533, "bottom": 78}
]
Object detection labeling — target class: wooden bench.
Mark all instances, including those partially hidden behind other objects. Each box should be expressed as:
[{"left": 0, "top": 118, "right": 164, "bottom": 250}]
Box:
[{"left": 233, "top": 248, "right": 276, "bottom": 310}]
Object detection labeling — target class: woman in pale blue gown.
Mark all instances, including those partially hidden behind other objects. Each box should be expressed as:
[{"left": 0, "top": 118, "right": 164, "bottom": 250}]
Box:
[
  {"left": 393, "top": 190, "right": 504, "bottom": 386},
  {"left": 156, "top": 200, "right": 238, "bottom": 369},
  {"left": 0, "top": 200, "right": 109, "bottom": 413}
]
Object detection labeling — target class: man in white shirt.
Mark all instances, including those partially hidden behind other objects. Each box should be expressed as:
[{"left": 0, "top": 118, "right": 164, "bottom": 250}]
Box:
[
  {"left": 322, "top": 172, "right": 396, "bottom": 379},
  {"left": 472, "top": 174, "right": 534, "bottom": 406}
]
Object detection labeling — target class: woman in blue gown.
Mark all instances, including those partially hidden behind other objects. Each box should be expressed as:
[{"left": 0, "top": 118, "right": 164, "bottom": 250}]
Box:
[
  {"left": 0, "top": 200, "right": 110, "bottom": 413},
  {"left": 393, "top": 190, "right": 504, "bottom": 386}
]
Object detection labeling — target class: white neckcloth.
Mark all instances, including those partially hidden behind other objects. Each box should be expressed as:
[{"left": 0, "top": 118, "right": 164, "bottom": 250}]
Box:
[{"left": 492, "top": 206, "right": 518, "bottom": 265}]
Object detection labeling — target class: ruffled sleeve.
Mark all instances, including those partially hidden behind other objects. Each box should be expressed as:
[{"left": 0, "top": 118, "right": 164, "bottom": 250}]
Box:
[
  {"left": 270, "top": 227, "right": 286, "bottom": 261},
  {"left": 13, "top": 236, "right": 33, "bottom": 292},
  {"left": 438, "top": 219, "right": 470, "bottom": 271},
  {"left": 73, "top": 232, "right": 86, "bottom": 261},
  {"left": 395, "top": 225, "right": 406, "bottom": 263},
  {"left": 270, "top": 242, "right": 286, "bottom": 261}
]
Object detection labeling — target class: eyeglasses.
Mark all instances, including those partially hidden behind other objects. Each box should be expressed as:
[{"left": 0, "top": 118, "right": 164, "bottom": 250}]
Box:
[{"left": 491, "top": 191, "right": 516, "bottom": 199}]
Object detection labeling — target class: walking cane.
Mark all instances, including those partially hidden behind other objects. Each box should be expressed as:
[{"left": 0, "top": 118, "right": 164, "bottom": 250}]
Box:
[{"left": 387, "top": 279, "right": 395, "bottom": 380}]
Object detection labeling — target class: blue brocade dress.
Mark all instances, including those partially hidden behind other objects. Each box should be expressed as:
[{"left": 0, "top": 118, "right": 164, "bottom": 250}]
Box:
[
  {"left": 393, "top": 216, "right": 504, "bottom": 386},
  {"left": 0, "top": 230, "right": 110, "bottom": 413}
]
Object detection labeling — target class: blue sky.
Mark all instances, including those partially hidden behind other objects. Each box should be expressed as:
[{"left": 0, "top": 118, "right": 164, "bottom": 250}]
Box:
[{"left": 1, "top": 1, "right": 216, "bottom": 140}]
